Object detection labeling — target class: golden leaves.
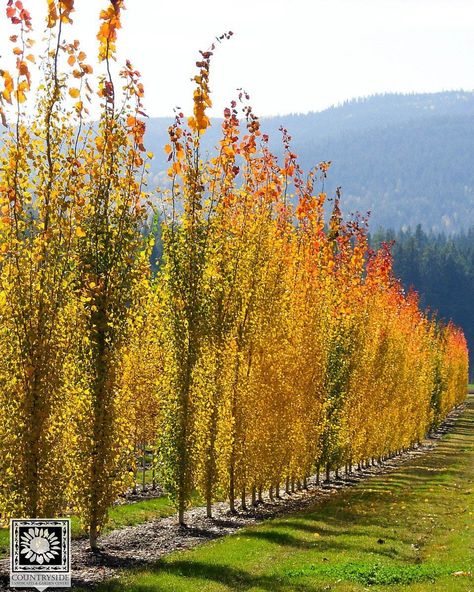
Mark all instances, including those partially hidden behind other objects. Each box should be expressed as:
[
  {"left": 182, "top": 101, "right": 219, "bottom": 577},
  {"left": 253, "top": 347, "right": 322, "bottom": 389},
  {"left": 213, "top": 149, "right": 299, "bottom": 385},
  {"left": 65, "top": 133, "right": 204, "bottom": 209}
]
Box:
[
  {"left": 186, "top": 37, "right": 234, "bottom": 136},
  {"left": 1, "top": 71, "right": 14, "bottom": 104},
  {"left": 97, "top": 0, "right": 124, "bottom": 62},
  {"left": 60, "top": 0, "right": 75, "bottom": 22},
  {"left": 126, "top": 115, "right": 146, "bottom": 152},
  {"left": 188, "top": 83, "right": 212, "bottom": 133},
  {"left": 47, "top": 0, "right": 58, "bottom": 27},
  {"left": 47, "top": 0, "right": 75, "bottom": 28},
  {"left": 0, "top": 26, "right": 33, "bottom": 108},
  {"left": 167, "top": 161, "right": 181, "bottom": 177},
  {"left": 17, "top": 61, "right": 29, "bottom": 78},
  {"left": 15, "top": 89, "right": 26, "bottom": 103}
]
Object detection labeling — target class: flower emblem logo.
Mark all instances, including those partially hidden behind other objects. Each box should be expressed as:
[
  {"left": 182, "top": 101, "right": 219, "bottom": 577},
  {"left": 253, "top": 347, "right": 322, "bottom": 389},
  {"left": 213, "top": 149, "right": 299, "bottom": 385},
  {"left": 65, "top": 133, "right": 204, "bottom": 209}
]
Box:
[{"left": 20, "top": 527, "right": 61, "bottom": 565}]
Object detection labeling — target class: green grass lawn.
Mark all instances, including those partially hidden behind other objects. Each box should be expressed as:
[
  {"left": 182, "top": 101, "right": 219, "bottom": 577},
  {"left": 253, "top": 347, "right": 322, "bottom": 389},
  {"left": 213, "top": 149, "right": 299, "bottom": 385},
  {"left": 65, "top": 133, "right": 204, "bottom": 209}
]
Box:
[{"left": 95, "top": 395, "right": 474, "bottom": 592}]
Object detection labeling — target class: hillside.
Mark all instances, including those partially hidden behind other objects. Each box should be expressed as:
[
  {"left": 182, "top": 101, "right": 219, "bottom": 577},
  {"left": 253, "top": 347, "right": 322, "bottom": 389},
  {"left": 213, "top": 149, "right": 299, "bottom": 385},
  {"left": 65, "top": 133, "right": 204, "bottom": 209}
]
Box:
[{"left": 145, "top": 91, "right": 474, "bottom": 233}]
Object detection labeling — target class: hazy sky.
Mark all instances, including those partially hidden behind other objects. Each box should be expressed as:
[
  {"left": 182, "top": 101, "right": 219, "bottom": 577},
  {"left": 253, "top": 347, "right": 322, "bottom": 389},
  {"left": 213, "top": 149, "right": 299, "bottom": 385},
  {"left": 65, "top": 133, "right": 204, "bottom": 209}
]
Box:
[{"left": 10, "top": 0, "right": 474, "bottom": 117}]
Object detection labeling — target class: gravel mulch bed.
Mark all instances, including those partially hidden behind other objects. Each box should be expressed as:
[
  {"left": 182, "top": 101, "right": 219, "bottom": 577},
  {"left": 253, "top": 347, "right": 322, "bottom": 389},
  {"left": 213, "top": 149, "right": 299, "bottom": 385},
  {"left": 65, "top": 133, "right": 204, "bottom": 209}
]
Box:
[
  {"left": 0, "top": 402, "right": 466, "bottom": 591},
  {"left": 115, "top": 483, "right": 165, "bottom": 505}
]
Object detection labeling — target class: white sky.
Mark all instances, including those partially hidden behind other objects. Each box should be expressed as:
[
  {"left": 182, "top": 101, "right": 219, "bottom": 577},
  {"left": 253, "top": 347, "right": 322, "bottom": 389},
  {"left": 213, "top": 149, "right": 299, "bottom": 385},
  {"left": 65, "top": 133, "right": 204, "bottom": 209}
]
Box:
[{"left": 6, "top": 0, "right": 474, "bottom": 117}]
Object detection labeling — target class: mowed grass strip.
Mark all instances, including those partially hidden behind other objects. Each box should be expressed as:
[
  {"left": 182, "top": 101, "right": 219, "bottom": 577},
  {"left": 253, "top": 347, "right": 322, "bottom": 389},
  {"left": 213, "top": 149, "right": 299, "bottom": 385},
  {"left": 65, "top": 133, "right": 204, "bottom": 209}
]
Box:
[{"left": 96, "top": 395, "right": 474, "bottom": 592}]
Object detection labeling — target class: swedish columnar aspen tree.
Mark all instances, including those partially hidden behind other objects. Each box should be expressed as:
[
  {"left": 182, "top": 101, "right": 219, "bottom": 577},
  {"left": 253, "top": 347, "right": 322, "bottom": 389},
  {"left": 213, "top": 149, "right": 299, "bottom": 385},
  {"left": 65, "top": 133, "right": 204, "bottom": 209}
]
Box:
[
  {"left": 69, "top": 1, "right": 150, "bottom": 549},
  {"left": 158, "top": 39, "right": 232, "bottom": 525},
  {"left": 0, "top": 0, "right": 88, "bottom": 519}
]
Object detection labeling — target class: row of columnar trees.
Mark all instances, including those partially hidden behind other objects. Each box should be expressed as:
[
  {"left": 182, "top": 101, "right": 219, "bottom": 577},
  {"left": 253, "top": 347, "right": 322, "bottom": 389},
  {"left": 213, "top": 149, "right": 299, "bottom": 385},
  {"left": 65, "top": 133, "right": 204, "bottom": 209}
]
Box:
[
  {"left": 0, "top": 0, "right": 468, "bottom": 549},
  {"left": 157, "top": 66, "right": 468, "bottom": 522}
]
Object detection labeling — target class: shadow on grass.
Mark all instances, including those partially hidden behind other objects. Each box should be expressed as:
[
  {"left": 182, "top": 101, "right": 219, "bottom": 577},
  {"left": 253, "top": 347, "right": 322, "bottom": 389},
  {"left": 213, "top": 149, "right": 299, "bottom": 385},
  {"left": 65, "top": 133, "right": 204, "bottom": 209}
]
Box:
[
  {"left": 244, "top": 527, "right": 410, "bottom": 562},
  {"left": 98, "top": 558, "right": 457, "bottom": 592},
  {"left": 278, "top": 520, "right": 400, "bottom": 545},
  {"left": 101, "top": 560, "right": 324, "bottom": 592},
  {"left": 243, "top": 528, "right": 314, "bottom": 549}
]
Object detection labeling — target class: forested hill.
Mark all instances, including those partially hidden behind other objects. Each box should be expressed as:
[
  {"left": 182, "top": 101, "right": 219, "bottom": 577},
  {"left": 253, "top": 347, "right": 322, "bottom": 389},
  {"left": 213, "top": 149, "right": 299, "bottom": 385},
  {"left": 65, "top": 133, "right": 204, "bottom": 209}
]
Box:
[
  {"left": 372, "top": 226, "right": 474, "bottom": 380},
  {"left": 145, "top": 91, "right": 474, "bottom": 233}
]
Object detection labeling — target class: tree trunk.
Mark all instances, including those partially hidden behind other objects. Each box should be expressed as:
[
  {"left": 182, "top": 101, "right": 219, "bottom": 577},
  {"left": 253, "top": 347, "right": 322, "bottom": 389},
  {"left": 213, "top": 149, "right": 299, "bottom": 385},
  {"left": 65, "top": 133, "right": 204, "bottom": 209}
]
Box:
[
  {"left": 325, "top": 463, "right": 331, "bottom": 483},
  {"left": 24, "top": 382, "right": 42, "bottom": 519},
  {"left": 152, "top": 451, "right": 156, "bottom": 490},
  {"left": 88, "top": 308, "right": 112, "bottom": 551},
  {"left": 205, "top": 478, "right": 213, "bottom": 518},
  {"left": 241, "top": 486, "right": 247, "bottom": 510},
  {"left": 229, "top": 464, "right": 236, "bottom": 513},
  {"left": 89, "top": 523, "right": 99, "bottom": 552},
  {"left": 204, "top": 370, "right": 221, "bottom": 522},
  {"left": 178, "top": 500, "right": 186, "bottom": 526}
]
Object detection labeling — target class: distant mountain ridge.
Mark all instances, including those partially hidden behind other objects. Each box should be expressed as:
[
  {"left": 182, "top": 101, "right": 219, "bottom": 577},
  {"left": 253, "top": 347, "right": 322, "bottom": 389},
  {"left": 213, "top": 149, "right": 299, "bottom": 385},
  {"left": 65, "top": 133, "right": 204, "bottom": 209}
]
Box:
[{"left": 145, "top": 91, "right": 474, "bottom": 233}]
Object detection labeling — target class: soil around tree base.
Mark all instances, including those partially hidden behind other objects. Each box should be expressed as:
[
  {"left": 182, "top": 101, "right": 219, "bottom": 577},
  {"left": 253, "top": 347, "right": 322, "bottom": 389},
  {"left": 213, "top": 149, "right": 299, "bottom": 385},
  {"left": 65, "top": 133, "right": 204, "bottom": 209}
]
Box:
[{"left": 0, "top": 402, "right": 466, "bottom": 591}]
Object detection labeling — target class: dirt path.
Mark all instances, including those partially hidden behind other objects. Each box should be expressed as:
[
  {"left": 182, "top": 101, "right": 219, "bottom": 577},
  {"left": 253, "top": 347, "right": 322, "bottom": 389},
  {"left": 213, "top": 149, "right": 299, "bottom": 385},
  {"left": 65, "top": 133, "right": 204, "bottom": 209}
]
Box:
[{"left": 0, "top": 401, "right": 467, "bottom": 591}]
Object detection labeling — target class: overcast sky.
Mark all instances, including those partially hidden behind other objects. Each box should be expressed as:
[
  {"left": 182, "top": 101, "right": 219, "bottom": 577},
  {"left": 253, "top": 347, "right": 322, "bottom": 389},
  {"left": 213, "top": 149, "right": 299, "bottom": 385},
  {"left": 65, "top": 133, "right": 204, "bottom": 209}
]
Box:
[{"left": 11, "top": 0, "right": 474, "bottom": 117}]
